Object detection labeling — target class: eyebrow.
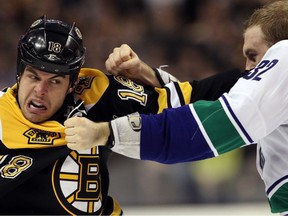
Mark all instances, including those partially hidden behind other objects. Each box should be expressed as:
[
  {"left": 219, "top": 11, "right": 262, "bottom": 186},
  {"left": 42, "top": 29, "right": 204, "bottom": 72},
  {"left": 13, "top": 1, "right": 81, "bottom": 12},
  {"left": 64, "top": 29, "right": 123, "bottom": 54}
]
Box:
[
  {"left": 243, "top": 48, "right": 256, "bottom": 57},
  {"left": 26, "top": 66, "right": 66, "bottom": 79}
]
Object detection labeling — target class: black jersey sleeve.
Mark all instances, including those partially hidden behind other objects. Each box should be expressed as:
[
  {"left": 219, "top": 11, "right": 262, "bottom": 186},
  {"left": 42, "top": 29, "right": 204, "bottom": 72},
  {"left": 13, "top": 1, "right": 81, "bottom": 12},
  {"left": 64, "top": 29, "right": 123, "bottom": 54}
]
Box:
[
  {"left": 82, "top": 68, "right": 242, "bottom": 120},
  {"left": 190, "top": 68, "right": 242, "bottom": 102}
]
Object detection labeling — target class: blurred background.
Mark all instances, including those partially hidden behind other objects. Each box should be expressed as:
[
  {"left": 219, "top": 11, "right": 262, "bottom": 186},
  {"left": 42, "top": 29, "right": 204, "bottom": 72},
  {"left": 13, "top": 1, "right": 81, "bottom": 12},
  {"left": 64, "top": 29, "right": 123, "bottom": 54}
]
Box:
[{"left": 0, "top": 0, "right": 278, "bottom": 214}]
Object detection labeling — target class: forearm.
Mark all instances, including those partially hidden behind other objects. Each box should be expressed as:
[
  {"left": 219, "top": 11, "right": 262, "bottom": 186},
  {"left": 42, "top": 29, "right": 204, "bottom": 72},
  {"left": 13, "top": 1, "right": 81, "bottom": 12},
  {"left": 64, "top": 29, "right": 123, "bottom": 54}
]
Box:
[
  {"left": 130, "top": 61, "right": 162, "bottom": 87},
  {"left": 109, "top": 113, "right": 141, "bottom": 159},
  {"left": 132, "top": 63, "right": 179, "bottom": 88},
  {"left": 139, "top": 98, "right": 258, "bottom": 164},
  {"left": 108, "top": 102, "right": 247, "bottom": 164},
  {"left": 140, "top": 105, "right": 222, "bottom": 164},
  {"left": 108, "top": 102, "right": 248, "bottom": 164}
]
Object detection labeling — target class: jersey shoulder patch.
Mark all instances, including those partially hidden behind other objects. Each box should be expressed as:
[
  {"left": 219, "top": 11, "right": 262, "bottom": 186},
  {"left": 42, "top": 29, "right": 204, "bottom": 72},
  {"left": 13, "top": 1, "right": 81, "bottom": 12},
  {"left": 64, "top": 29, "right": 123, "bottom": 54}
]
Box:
[{"left": 76, "top": 68, "right": 109, "bottom": 104}]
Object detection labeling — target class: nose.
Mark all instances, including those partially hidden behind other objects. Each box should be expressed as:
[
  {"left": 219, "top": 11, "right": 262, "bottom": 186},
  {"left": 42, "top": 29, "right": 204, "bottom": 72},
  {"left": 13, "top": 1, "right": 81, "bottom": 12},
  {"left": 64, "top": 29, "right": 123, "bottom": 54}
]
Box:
[
  {"left": 245, "top": 60, "right": 256, "bottom": 71},
  {"left": 34, "top": 81, "right": 48, "bottom": 96}
]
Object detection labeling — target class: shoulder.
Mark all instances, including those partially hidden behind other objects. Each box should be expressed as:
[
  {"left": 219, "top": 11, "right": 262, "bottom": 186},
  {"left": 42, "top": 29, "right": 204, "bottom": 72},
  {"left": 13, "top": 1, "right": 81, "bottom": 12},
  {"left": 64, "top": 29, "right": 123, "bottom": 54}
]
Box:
[
  {"left": 79, "top": 68, "right": 108, "bottom": 80},
  {"left": 75, "top": 68, "right": 110, "bottom": 103},
  {"left": 77, "top": 68, "right": 110, "bottom": 89},
  {"left": 267, "top": 40, "right": 288, "bottom": 54},
  {"left": 0, "top": 84, "right": 17, "bottom": 100}
]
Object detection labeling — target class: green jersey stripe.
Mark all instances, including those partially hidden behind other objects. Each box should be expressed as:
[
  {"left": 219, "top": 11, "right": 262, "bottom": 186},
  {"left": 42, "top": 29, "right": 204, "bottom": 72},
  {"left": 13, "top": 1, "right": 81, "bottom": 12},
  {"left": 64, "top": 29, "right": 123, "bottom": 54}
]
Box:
[
  {"left": 193, "top": 99, "right": 246, "bottom": 154},
  {"left": 269, "top": 182, "right": 288, "bottom": 213}
]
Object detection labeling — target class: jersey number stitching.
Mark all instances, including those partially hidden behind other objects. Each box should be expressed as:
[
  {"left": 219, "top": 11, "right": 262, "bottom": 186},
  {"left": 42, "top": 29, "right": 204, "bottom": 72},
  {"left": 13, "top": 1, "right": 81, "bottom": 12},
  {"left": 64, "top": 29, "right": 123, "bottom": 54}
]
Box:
[
  {"left": 243, "top": 59, "right": 278, "bottom": 81},
  {"left": 0, "top": 155, "right": 32, "bottom": 179}
]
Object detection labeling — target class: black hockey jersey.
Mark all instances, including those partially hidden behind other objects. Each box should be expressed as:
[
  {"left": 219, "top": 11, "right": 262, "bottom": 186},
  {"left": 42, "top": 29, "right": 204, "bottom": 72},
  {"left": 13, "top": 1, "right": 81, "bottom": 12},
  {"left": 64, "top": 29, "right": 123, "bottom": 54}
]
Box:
[{"left": 0, "top": 68, "right": 242, "bottom": 215}]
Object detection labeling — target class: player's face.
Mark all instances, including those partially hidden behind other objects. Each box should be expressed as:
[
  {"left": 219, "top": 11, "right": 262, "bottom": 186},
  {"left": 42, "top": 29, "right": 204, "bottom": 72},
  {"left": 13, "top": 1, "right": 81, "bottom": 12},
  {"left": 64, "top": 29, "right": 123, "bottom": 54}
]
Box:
[
  {"left": 243, "top": 25, "right": 270, "bottom": 71},
  {"left": 18, "top": 66, "right": 73, "bottom": 123}
]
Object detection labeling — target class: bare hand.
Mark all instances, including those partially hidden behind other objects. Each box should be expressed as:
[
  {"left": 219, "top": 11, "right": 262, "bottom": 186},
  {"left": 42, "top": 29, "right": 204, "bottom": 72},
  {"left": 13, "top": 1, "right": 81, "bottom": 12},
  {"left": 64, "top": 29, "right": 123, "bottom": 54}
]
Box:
[
  {"left": 64, "top": 117, "right": 109, "bottom": 151},
  {"left": 105, "top": 44, "right": 141, "bottom": 78},
  {"left": 105, "top": 44, "right": 161, "bottom": 87}
]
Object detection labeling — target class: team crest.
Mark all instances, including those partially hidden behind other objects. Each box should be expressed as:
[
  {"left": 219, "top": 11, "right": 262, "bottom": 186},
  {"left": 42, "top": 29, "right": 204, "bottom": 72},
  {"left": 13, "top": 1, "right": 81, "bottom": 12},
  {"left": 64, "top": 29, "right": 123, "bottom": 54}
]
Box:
[
  {"left": 52, "top": 147, "right": 102, "bottom": 215},
  {"left": 24, "top": 128, "right": 61, "bottom": 145},
  {"left": 74, "top": 76, "right": 94, "bottom": 95}
]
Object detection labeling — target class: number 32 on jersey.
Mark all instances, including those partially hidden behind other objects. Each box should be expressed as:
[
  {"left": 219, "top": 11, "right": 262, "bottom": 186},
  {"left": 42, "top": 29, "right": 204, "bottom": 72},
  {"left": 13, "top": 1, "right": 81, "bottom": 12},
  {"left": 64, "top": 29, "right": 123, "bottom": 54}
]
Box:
[{"left": 243, "top": 59, "right": 278, "bottom": 81}]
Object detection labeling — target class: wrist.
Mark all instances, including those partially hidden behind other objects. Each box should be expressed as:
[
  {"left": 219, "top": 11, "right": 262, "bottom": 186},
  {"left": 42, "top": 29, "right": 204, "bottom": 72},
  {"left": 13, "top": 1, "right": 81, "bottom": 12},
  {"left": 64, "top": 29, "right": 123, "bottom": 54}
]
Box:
[
  {"left": 137, "top": 61, "right": 162, "bottom": 87},
  {"left": 108, "top": 114, "right": 141, "bottom": 159},
  {"left": 105, "top": 122, "right": 115, "bottom": 148}
]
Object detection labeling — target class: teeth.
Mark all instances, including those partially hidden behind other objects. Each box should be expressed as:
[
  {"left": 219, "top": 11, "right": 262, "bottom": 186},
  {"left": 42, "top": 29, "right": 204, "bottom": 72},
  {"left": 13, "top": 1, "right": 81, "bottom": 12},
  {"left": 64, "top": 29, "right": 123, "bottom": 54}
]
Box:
[{"left": 30, "top": 101, "right": 46, "bottom": 109}]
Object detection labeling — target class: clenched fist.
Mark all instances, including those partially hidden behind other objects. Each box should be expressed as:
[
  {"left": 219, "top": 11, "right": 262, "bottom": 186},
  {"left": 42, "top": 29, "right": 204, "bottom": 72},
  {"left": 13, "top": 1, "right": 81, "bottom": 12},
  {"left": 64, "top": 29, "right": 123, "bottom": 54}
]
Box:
[
  {"left": 64, "top": 117, "right": 109, "bottom": 151},
  {"left": 105, "top": 44, "right": 161, "bottom": 87},
  {"left": 105, "top": 44, "right": 141, "bottom": 78}
]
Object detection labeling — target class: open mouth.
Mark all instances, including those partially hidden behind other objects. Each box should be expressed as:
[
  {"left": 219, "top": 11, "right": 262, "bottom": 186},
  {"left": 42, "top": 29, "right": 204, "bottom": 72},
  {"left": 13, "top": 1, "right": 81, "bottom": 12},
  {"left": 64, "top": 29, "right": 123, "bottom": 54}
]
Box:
[{"left": 29, "top": 100, "right": 47, "bottom": 110}]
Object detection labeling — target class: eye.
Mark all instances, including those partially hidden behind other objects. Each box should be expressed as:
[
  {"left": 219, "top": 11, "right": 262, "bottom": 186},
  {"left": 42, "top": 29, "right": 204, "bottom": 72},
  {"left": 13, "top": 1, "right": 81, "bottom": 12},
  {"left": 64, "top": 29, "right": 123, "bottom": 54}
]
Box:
[
  {"left": 246, "top": 52, "right": 257, "bottom": 63},
  {"left": 29, "top": 74, "right": 39, "bottom": 80},
  {"left": 50, "top": 79, "right": 61, "bottom": 84}
]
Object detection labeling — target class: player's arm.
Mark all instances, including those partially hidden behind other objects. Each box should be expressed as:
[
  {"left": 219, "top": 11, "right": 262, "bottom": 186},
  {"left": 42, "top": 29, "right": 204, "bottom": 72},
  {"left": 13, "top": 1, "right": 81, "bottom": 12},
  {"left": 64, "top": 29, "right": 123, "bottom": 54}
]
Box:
[
  {"left": 65, "top": 47, "right": 244, "bottom": 151},
  {"left": 64, "top": 69, "right": 251, "bottom": 156},
  {"left": 104, "top": 45, "right": 244, "bottom": 114},
  {"left": 103, "top": 40, "right": 288, "bottom": 163},
  {"left": 106, "top": 44, "right": 244, "bottom": 102}
]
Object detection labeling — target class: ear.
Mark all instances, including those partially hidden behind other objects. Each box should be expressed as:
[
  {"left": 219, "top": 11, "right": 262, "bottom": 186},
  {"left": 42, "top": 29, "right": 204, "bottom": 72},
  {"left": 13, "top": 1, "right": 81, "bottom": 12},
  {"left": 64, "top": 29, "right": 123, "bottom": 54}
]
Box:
[
  {"left": 68, "top": 87, "right": 74, "bottom": 94},
  {"left": 69, "top": 78, "right": 79, "bottom": 93},
  {"left": 16, "top": 74, "right": 21, "bottom": 85}
]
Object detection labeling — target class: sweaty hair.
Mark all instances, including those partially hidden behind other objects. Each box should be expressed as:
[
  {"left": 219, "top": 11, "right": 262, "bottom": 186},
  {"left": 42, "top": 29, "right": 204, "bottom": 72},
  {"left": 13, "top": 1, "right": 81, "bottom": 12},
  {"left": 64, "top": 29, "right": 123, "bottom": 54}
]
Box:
[{"left": 244, "top": 0, "right": 288, "bottom": 46}]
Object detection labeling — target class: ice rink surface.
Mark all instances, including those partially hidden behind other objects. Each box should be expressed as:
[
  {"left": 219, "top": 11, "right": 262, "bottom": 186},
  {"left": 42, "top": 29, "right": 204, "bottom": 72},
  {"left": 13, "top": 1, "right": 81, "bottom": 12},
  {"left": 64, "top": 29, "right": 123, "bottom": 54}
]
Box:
[{"left": 123, "top": 202, "right": 275, "bottom": 215}]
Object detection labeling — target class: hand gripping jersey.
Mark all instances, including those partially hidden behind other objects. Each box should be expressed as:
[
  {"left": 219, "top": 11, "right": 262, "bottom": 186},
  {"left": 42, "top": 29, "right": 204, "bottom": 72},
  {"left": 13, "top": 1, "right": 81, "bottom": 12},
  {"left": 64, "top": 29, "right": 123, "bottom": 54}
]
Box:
[
  {"left": 0, "top": 67, "right": 241, "bottom": 215},
  {"left": 139, "top": 40, "right": 288, "bottom": 214}
]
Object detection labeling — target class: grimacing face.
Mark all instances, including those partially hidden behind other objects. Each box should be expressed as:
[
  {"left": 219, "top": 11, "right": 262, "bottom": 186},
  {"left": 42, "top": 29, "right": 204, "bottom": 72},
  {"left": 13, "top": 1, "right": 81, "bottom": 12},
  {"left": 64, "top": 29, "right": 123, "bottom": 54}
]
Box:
[
  {"left": 243, "top": 25, "right": 270, "bottom": 71},
  {"left": 17, "top": 66, "right": 73, "bottom": 123}
]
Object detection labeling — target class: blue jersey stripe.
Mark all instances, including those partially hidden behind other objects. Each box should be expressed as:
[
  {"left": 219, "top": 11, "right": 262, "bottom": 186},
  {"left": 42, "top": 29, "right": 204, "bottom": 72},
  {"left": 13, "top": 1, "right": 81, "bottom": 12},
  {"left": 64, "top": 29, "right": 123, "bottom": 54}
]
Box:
[
  {"left": 267, "top": 175, "right": 288, "bottom": 196},
  {"left": 221, "top": 95, "right": 253, "bottom": 143}
]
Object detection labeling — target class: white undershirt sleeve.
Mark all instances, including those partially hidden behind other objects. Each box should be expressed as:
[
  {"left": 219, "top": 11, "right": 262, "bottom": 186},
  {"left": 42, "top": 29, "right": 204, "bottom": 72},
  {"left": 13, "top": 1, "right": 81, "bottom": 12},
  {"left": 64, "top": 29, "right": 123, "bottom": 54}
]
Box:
[{"left": 110, "top": 115, "right": 141, "bottom": 159}]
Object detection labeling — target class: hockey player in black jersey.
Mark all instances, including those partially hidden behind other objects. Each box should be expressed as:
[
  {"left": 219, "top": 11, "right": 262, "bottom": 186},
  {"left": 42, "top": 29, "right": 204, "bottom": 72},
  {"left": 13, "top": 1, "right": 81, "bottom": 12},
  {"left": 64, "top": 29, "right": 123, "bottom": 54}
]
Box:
[{"left": 0, "top": 16, "right": 242, "bottom": 214}]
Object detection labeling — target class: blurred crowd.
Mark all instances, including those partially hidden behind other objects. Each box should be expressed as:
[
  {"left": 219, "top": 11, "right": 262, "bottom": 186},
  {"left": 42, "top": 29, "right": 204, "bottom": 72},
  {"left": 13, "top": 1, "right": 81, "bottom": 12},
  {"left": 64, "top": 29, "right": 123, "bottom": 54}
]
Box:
[{"left": 0, "top": 0, "right": 277, "bottom": 207}]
